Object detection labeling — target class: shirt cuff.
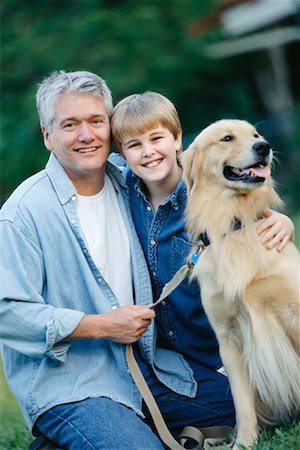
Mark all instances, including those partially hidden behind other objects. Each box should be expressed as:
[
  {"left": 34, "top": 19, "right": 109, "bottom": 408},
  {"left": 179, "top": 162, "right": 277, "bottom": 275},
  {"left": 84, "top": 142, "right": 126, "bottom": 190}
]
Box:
[{"left": 45, "top": 309, "right": 86, "bottom": 362}]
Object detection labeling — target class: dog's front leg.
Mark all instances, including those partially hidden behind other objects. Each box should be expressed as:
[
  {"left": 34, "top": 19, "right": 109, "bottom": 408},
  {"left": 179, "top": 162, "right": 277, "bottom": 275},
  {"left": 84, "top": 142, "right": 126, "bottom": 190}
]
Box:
[
  {"left": 218, "top": 332, "right": 259, "bottom": 448},
  {"left": 194, "top": 258, "right": 259, "bottom": 447}
]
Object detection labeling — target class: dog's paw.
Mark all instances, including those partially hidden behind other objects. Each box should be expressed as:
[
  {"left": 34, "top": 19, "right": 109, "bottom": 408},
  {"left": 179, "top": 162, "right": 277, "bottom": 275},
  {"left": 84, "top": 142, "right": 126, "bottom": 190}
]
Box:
[{"left": 234, "top": 432, "right": 258, "bottom": 449}]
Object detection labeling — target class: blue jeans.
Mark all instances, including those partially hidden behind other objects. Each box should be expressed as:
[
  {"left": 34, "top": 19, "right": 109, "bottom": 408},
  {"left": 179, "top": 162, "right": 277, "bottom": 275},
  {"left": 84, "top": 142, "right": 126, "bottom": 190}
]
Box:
[
  {"left": 35, "top": 397, "right": 164, "bottom": 450},
  {"left": 136, "top": 351, "right": 235, "bottom": 438},
  {"left": 35, "top": 355, "right": 235, "bottom": 449}
]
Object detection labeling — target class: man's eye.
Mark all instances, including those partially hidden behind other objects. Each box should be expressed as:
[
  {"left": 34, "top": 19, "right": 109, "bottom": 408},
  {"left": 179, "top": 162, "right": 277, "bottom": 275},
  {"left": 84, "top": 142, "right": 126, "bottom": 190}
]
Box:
[
  {"left": 92, "top": 117, "right": 108, "bottom": 126},
  {"left": 63, "top": 123, "right": 76, "bottom": 129},
  {"left": 152, "top": 136, "right": 162, "bottom": 142}
]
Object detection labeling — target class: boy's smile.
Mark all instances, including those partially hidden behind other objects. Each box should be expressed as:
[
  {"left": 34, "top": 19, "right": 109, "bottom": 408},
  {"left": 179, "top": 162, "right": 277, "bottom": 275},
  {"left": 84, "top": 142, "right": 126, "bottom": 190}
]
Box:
[{"left": 142, "top": 158, "right": 163, "bottom": 169}]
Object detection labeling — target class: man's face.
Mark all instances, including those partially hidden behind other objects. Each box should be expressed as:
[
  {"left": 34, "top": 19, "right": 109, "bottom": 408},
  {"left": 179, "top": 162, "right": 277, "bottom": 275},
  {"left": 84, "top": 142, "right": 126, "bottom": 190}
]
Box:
[{"left": 43, "top": 92, "right": 111, "bottom": 194}]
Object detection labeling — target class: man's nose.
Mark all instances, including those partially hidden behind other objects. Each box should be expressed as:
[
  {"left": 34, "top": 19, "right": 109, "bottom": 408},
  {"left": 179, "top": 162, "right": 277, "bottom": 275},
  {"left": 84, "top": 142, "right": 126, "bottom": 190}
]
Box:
[{"left": 78, "top": 122, "right": 94, "bottom": 141}]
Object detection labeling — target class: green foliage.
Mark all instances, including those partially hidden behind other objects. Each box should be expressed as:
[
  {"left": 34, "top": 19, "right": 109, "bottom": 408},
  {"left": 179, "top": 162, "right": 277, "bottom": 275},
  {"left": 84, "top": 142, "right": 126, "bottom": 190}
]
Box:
[
  {"left": 1, "top": 0, "right": 299, "bottom": 213},
  {"left": 0, "top": 2, "right": 262, "bottom": 195}
]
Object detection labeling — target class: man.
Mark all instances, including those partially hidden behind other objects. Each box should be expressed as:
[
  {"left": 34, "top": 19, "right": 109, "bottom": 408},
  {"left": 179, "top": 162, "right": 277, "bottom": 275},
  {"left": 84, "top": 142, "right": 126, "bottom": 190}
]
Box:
[{"left": 0, "top": 70, "right": 162, "bottom": 449}]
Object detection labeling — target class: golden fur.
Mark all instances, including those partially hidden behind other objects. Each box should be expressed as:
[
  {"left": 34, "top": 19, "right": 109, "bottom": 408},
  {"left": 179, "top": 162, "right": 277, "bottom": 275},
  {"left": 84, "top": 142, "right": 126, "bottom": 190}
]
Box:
[{"left": 182, "top": 119, "right": 300, "bottom": 448}]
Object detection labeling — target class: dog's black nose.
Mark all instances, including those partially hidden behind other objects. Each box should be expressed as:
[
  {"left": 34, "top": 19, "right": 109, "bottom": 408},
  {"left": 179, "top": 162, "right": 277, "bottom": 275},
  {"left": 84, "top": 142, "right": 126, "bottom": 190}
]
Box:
[{"left": 253, "top": 141, "right": 271, "bottom": 157}]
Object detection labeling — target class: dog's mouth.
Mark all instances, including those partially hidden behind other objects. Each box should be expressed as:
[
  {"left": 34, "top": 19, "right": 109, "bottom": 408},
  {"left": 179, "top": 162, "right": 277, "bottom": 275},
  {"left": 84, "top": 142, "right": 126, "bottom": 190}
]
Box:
[{"left": 223, "top": 161, "right": 271, "bottom": 183}]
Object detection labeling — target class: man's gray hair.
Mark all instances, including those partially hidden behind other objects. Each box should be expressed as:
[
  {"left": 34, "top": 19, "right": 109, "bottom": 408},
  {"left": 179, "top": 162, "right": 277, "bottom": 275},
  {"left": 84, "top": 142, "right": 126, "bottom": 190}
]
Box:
[{"left": 36, "top": 70, "right": 113, "bottom": 131}]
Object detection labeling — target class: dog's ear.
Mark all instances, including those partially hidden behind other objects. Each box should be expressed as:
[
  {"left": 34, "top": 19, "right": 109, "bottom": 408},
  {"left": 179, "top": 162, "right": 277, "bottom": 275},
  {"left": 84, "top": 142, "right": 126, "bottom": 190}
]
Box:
[{"left": 182, "top": 141, "right": 199, "bottom": 194}]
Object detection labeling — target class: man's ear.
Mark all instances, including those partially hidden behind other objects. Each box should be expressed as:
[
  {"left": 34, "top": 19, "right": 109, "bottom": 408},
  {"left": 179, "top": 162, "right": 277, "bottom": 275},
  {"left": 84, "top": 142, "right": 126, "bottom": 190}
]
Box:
[{"left": 42, "top": 127, "right": 53, "bottom": 151}]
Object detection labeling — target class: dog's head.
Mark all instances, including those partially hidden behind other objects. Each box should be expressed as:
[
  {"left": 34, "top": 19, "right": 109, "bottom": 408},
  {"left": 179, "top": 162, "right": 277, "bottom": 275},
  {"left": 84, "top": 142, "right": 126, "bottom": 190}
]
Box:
[{"left": 182, "top": 119, "right": 273, "bottom": 194}]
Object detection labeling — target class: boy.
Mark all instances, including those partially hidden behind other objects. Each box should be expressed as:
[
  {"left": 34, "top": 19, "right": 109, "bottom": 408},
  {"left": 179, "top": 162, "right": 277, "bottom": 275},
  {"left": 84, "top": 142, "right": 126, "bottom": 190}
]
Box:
[{"left": 111, "top": 91, "right": 294, "bottom": 436}]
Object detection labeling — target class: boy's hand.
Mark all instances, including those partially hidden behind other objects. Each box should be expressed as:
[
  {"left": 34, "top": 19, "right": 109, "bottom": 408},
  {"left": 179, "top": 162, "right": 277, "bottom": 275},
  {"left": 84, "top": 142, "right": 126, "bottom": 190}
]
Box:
[{"left": 256, "top": 209, "right": 295, "bottom": 252}]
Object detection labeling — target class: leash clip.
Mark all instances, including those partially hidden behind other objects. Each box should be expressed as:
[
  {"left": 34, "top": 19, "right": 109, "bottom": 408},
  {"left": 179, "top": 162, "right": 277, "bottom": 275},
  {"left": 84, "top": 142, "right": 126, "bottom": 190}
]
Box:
[{"left": 187, "top": 240, "right": 205, "bottom": 271}]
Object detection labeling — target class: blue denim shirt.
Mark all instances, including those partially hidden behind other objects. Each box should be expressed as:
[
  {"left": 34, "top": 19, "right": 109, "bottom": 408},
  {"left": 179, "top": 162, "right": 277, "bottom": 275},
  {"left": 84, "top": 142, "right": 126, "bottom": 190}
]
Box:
[
  {"left": 0, "top": 153, "right": 197, "bottom": 431},
  {"left": 125, "top": 168, "right": 222, "bottom": 379}
]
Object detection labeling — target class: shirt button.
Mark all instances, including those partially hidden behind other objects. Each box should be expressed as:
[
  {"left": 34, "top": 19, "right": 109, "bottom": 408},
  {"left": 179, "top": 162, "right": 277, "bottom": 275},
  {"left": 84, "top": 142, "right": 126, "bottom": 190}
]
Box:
[
  {"left": 168, "top": 330, "right": 174, "bottom": 337},
  {"left": 112, "top": 305, "right": 118, "bottom": 310},
  {"left": 147, "top": 206, "right": 151, "bottom": 212},
  {"left": 71, "top": 219, "right": 77, "bottom": 225},
  {"left": 161, "top": 300, "right": 166, "bottom": 306},
  {"left": 71, "top": 195, "right": 76, "bottom": 201},
  {"left": 150, "top": 239, "right": 156, "bottom": 246},
  {"left": 152, "top": 271, "right": 156, "bottom": 277}
]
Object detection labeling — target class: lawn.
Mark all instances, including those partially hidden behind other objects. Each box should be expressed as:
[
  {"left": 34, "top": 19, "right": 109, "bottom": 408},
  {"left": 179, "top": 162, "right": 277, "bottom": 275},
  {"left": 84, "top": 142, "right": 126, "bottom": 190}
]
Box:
[
  {"left": 1, "top": 356, "right": 299, "bottom": 450},
  {"left": 0, "top": 356, "right": 32, "bottom": 449}
]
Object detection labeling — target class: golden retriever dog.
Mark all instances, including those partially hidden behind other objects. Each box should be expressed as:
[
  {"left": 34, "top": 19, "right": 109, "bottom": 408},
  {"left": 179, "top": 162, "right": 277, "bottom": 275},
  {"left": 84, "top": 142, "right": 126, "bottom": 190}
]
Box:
[{"left": 182, "top": 119, "right": 300, "bottom": 448}]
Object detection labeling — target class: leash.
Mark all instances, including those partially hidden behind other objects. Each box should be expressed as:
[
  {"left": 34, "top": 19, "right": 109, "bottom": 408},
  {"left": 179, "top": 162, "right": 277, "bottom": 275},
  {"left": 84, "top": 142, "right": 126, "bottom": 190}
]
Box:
[
  {"left": 126, "top": 237, "right": 234, "bottom": 449},
  {"left": 149, "top": 238, "right": 205, "bottom": 309},
  {"left": 126, "top": 345, "right": 233, "bottom": 449}
]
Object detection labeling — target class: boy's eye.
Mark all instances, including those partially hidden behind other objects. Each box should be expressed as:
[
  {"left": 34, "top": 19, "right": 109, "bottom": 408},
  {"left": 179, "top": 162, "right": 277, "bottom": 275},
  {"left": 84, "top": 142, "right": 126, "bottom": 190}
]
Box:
[
  {"left": 127, "top": 142, "right": 140, "bottom": 149},
  {"left": 152, "top": 136, "right": 162, "bottom": 142}
]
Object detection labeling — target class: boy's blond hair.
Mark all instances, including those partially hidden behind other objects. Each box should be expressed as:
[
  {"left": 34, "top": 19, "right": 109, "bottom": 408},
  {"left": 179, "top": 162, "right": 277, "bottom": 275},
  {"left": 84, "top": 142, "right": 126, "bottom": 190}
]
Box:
[{"left": 111, "top": 91, "right": 182, "bottom": 152}]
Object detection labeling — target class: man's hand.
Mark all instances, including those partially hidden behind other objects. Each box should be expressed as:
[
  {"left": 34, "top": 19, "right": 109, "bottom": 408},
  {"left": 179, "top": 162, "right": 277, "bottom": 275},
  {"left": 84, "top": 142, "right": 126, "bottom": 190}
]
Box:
[{"left": 69, "top": 305, "right": 155, "bottom": 344}]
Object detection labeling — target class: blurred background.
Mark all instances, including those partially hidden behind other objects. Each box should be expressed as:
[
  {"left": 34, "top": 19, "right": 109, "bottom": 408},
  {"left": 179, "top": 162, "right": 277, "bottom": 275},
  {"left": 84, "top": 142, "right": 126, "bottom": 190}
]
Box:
[{"left": 1, "top": 0, "right": 300, "bottom": 240}]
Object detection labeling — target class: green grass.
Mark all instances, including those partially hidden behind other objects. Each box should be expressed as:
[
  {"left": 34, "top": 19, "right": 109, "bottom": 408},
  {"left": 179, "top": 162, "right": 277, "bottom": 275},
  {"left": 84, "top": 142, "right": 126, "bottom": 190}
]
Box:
[
  {"left": 1, "top": 354, "right": 299, "bottom": 449},
  {"left": 249, "top": 422, "right": 300, "bottom": 449},
  {"left": 0, "top": 357, "right": 32, "bottom": 449}
]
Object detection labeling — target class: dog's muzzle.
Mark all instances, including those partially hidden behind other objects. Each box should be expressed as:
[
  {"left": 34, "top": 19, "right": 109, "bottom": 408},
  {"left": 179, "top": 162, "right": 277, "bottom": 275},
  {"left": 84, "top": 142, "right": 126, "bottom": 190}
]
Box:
[{"left": 223, "top": 140, "right": 272, "bottom": 184}]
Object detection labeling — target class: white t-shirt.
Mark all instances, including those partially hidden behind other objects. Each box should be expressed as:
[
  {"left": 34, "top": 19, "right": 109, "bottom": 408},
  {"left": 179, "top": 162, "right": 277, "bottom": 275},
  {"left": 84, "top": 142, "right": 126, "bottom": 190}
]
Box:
[{"left": 77, "top": 174, "right": 133, "bottom": 307}]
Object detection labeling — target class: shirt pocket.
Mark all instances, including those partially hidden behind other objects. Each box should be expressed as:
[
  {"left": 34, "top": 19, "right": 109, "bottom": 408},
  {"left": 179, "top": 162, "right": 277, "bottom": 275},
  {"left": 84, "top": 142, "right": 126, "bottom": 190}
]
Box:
[{"left": 171, "top": 236, "right": 193, "bottom": 275}]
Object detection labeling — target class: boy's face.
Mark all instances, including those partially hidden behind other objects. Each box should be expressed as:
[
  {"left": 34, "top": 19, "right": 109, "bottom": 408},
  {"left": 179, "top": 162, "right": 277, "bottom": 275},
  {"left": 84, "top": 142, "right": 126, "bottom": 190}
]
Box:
[{"left": 120, "top": 126, "right": 182, "bottom": 187}]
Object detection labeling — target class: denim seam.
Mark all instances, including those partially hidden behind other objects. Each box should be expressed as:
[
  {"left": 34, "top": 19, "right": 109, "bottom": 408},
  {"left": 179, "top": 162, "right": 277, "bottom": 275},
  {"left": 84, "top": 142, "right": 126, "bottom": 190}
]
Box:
[{"left": 38, "top": 409, "right": 97, "bottom": 449}]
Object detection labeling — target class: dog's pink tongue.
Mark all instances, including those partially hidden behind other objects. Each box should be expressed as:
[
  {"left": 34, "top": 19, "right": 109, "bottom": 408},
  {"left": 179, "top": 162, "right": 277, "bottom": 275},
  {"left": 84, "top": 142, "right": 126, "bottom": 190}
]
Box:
[{"left": 244, "top": 166, "right": 271, "bottom": 178}]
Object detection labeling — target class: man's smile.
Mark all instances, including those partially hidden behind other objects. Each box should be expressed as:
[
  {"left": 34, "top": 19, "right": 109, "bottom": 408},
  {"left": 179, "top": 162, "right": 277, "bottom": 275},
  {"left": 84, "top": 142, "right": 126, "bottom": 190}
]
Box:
[{"left": 74, "top": 146, "right": 98, "bottom": 154}]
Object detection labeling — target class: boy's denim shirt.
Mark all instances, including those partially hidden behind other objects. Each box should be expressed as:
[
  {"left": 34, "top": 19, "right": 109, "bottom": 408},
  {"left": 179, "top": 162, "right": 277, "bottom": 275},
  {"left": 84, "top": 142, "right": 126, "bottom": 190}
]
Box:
[
  {"left": 0, "top": 153, "right": 197, "bottom": 432},
  {"left": 125, "top": 168, "right": 223, "bottom": 380}
]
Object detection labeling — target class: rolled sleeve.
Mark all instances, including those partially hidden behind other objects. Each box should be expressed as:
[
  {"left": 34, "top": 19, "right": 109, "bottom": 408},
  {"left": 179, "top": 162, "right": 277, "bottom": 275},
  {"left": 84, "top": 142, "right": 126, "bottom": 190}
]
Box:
[{"left": 46, "top": 308, "right": 86, "bottom": 362}]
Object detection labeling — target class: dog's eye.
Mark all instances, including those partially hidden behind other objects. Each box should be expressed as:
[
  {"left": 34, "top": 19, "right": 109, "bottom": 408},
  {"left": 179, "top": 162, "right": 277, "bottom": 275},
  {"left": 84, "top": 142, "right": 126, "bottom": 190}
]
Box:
[
  {"left": 220, "top": 135, "right": 233, "bottom": 142},
  {"left": 254, "top": 133, "right": 260, "bottom": 138}
]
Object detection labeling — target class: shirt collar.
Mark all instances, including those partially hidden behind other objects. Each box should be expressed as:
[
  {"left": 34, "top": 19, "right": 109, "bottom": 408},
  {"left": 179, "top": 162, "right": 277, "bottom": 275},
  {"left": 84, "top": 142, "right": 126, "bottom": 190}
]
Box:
[
  {"left": 45, "top": 153, "right": 126, "bottom": 205},
  {"left": 133, "top": 173, "right": 186, "bottom": 208}
]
